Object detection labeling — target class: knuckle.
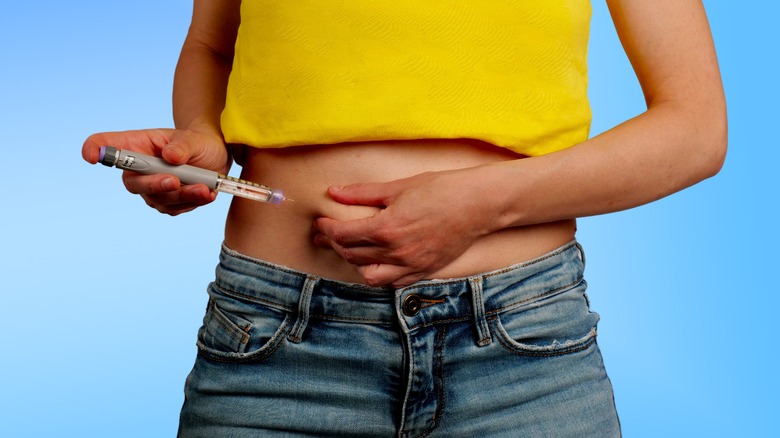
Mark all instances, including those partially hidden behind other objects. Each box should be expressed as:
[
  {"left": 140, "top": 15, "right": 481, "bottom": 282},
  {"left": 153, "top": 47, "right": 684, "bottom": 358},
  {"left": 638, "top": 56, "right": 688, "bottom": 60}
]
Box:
[
  {"left": 390, "top": 240, "right": 419, "bottom": 261},
  {"left": 372, "top": 226, "right": 395, "bottom": 244},
  {"left": 329, "top": 229, "right": 348, "bottom": 245}
]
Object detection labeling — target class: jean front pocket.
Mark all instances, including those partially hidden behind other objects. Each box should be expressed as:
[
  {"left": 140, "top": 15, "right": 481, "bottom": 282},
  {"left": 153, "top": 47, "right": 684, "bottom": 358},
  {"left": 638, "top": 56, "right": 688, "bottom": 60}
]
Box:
[
  {"left": 196, "top": 283, "right": 292, "bottom": 363},
  {"left": 490, "top": 280, "right": 599, "bottom": 357}
]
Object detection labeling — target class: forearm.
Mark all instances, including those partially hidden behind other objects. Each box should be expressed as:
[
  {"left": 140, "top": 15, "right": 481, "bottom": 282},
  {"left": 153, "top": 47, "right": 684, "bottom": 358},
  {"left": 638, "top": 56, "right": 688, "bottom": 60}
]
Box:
[
  {"left": 173, "top": 42, "right": 232, "bottom": 134},
  {"left": 311, "top": 0, "right": 726, "bottom": 287},
  {"left": 483, "top": 0, "right": 729, "bottom": 231},
  {"left": 488, "top": 99, "right": 727, "bottom": 230}
]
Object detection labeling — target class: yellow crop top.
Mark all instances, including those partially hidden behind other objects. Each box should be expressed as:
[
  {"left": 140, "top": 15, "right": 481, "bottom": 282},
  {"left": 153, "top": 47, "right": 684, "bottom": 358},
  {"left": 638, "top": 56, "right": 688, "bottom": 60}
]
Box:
[{"left": 221, "top": 1, "right": 592, "bottom": 157}]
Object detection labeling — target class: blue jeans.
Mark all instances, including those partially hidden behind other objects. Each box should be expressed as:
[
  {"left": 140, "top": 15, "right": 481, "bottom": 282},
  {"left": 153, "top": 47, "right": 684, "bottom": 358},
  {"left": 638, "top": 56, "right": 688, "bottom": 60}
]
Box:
[{"left": 178, "top": 241, "right": 620, "bottom": 437}]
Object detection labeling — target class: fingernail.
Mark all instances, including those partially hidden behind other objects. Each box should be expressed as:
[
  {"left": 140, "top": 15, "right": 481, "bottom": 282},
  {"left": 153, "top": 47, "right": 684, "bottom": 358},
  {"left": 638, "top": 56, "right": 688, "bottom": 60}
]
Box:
[
  {"left": 329, "top": 185, "right": 343, "bottom": 192},
  {"left": 162, "top": 177, "right": 175, "bottom": 191}
]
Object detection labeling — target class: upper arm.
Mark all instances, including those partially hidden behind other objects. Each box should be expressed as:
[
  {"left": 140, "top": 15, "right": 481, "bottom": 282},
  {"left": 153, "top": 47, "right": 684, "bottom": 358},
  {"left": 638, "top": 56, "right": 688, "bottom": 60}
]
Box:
[
  {"left": 185, "top": 0, "right": 242, "bottom": 61},
  {"left": 606, "top": 0, "right": 727, "bottom": 177},
  {"left": 607, "top": 0, "right": 725, "bottom": 110},
  {"left": 172, "top": 0, "right": 242, "bottom": 130}
]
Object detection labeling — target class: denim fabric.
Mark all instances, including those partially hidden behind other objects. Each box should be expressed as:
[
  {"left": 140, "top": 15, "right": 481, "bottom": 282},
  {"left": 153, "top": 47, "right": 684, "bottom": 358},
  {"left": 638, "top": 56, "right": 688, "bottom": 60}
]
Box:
[{"left": 178, "top": 241, "right": 620, "bottom": 437}]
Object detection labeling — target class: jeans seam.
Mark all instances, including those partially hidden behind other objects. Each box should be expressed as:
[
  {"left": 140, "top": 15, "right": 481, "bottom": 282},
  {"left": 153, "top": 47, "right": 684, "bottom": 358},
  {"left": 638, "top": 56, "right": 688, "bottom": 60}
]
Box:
[
  {"left": 213, "top": 283, "right": 294, "bottom": 312},
  {"left": 404, "top": 278, "right": 584, "bottom": 332},
  {"left": 288, "top": 276, "right": 317, "bottom": 343},
  {"left": 477, "top": 240, "right": 577, "bottom": 281},
  {"left": 196, "top": 316, "right": 291, "bottom": 364},
  {"left": 488, "top": 316, "right": 598, "bottom": 357},
  {"left": 400, "top": 334, "right": 416, "bottom": 437},
  {"left": 430, "top": 325, "right": 448, "bottom": 437},
  {"left": 399, "top": 241, "right": 578, "bottom": 291},
  {"left": 214, "top": 283, "right": 395, "bottom": 325},
  {"left": 485, "top": 277, "right": 584, "bottom": 317},
  {"left": 405, "top": 325, "right": 448, "bottom": 438},
  {"left": 207, "top": 300, "right": 251, "bottom": 345},
  {"left": 469, "top": 278, "right": 492, "bottom": 347},
  {"left": 407, "top": 316, "right": 472, "bottom": 331},
  {"left": 312, "top": 313, "right": 394, "bottom": 324}
]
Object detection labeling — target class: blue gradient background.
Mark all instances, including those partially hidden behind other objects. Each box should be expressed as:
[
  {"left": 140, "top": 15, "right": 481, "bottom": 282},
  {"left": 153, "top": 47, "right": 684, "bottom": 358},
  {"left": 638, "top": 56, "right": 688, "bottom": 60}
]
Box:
[{"left": 1, "top": 1, "right": 775, "bottom": 436}]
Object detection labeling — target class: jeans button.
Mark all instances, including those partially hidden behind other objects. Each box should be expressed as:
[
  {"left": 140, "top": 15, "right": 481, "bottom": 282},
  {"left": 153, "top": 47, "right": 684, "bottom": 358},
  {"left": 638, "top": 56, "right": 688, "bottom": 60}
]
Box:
[{"left": 402, "top": 294, "right": 422, "bottom": 316}]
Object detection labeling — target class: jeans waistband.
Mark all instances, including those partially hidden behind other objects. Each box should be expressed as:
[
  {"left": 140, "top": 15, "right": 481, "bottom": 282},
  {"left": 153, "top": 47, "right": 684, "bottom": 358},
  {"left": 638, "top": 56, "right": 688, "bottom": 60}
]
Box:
[{"left": 214, "top": 241, "right": 585, "bottom": 333}]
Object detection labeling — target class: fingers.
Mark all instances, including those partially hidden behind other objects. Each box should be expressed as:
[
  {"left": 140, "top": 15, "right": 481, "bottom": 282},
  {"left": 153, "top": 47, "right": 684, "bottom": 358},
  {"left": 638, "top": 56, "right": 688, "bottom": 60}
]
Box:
[
  {"left": 82, "top": 129, "right": 174, "bottom": 164},
  {"left": 326, "top": 182, "right": 393, "bottom": 207},
  {"left": 161, "top": 128, "right": 230, "bottom": 171},
  {"left": 320, "top": 239, "right": 424, "bottom": 287},
  {"left": 122, "top": 171, "right": 180, "bottom": 195},
  {"left": 357, "top": 264, "right": 425, "bottom": 289},
  {"left": 82, "top": 132, "right": 121, "bottom": 164},
  {"left": 313, "top": 232, "right": 391, "bottom": 266},
  {"left": 141, "top": 184, "right": 216, "bottom": 216},
  {"left": 160, "top": 137, "right": 192, "bottom": 166},
  {"left": 82, "top": 137, "right": 101, "bottom": 164},
  {"left": 83, "top": 128, "right": 228, "bottom": 215},
  {"left": 314, "top": 218, "right": 431, "bottom": 287},
  {"left": 313, "top": 216, "right": 409, "bottom": 265},
  {"left": 314, "top": 217, "right": 380, "bottom": 247},
  {"left": 122, "top": 170, "right": 215, "bottom": 215}
]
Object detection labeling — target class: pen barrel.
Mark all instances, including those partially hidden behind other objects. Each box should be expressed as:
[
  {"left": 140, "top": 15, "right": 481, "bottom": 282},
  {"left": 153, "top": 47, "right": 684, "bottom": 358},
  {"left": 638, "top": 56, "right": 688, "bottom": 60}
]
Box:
[{"left": 100, "top": 146, "right": 218, "bottom": 189}]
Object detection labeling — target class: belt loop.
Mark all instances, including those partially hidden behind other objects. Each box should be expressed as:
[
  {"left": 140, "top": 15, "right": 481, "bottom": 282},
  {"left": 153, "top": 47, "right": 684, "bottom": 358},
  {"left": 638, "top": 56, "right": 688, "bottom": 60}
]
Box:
[
  {"left": 288, "top": 275, "right": 318, "bottom": 343},
  {"left": 468, "top": 277, "right": 492, "bottom": 347}
]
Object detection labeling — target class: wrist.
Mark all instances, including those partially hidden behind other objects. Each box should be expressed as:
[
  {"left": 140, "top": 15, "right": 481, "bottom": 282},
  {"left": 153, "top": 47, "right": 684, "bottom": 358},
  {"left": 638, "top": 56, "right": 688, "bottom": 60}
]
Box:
[
  {"left": 473, "top": 160, "right": 535, "bottom": 232},
  {"left": 185, "top": 117, "right": 223, "bottom": 140},
  {"left": 455, "top": 163, "right": 520, "bottom": 237}
]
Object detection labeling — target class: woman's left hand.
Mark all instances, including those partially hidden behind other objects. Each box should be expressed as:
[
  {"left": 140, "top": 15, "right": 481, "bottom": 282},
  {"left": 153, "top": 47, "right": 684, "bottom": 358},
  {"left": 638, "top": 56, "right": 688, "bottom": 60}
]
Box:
[{"left": 313, "top": 168, "right": 500, "bottom": 288}]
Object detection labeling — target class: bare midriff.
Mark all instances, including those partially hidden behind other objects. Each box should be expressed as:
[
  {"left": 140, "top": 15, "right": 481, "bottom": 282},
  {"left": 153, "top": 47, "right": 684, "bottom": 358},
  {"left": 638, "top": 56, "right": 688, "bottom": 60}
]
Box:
[{"left": 224, "top": 139, "right": 576, "bottom": 285}]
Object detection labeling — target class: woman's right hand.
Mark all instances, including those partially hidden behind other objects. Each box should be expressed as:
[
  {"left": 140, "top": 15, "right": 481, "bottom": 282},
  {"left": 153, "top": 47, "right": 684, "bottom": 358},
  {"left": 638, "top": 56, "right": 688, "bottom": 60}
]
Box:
[{"left": 82, "top": 128, "right": 231, "bottom": 215}]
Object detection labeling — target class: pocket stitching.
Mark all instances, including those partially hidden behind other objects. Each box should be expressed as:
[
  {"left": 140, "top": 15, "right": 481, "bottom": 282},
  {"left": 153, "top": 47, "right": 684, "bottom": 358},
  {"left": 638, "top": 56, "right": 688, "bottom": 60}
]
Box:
[
  {"left": 489, "top": 315, "right": 597, "bottom": 357},
  {"left": 197, "top": 313, "right": 292, "bottom": 364},
  {"left": 208, "top": 300, "right": 252, "bottom": 345}
]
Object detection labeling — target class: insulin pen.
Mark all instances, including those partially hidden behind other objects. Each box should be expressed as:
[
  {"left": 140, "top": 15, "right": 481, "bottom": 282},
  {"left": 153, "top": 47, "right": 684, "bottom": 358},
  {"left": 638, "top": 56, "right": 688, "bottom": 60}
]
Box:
[{"left": 98, "top": 146, "right": 288, "bottom": 204}]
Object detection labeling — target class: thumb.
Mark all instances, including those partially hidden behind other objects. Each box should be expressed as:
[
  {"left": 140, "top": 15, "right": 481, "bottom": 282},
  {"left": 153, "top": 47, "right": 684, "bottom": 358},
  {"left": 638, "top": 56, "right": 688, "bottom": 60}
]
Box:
[
  {"left": 327, "top": 181, "right": 395, "bottom": 207},
  {"left": 160, "top": 138, "right": 192, "bottom": 166}
]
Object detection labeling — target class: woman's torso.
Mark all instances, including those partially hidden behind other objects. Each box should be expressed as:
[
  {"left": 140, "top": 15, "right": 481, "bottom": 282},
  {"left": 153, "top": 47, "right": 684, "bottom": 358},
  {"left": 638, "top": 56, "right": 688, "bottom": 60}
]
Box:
[{"left": 224, "top": 139, "right": 576, "bottom": 285}]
